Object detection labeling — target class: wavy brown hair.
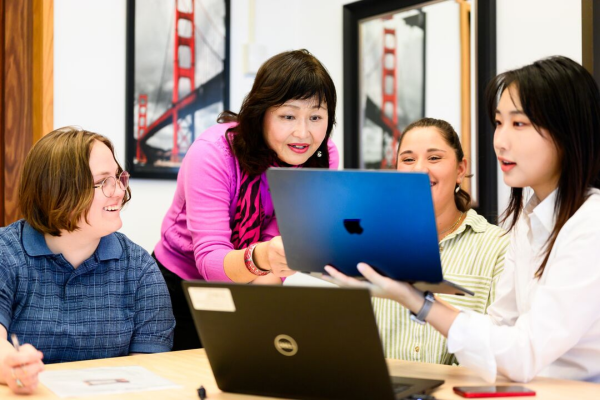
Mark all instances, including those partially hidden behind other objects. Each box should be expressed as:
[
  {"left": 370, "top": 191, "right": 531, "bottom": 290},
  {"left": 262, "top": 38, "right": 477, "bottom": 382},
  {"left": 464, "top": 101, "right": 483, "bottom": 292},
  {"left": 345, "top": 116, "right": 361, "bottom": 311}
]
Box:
[
  {"left": 399, "top": 118, "right": 472, "bottom": 212},
  {"left": 218, "top": 49, "right": 336, "bottom": 175},
  {"left": 19, "top": 126, "right": 131, "bottom": 236},
  {"left": 486, "top": 56, "right": 600, "bottom": 278}
]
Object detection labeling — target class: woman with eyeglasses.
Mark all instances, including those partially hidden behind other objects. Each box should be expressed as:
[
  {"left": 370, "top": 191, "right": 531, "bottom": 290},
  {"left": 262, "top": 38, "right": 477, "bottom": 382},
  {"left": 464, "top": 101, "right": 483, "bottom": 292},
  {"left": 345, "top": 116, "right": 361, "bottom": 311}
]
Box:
[{"left": 0, "top": 127, "right": 175, "bottom": 394}]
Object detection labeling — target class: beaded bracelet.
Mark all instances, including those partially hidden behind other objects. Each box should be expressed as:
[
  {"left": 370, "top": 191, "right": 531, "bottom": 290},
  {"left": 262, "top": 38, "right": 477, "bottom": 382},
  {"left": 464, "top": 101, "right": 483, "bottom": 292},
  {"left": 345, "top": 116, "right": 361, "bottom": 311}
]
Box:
[{"left": 244, "top": 242, "right": 270, "bottom": 276}]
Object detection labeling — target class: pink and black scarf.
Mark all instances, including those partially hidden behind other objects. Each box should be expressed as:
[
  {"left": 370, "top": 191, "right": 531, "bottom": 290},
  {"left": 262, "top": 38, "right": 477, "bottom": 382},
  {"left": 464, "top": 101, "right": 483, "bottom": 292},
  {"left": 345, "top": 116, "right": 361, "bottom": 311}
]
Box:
[
  {"left": 231, "top": 161, "right": 302, "bottom": 249},
  {"left": 230, "top": 171, "right": 265, "bottom": 249}
]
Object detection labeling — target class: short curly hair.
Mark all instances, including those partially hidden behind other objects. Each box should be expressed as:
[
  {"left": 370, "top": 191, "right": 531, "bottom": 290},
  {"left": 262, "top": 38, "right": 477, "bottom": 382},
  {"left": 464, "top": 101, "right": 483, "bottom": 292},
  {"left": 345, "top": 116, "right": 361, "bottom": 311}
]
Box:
[{"left": 19, "top": 126, "right": 131, "bottom": 236}]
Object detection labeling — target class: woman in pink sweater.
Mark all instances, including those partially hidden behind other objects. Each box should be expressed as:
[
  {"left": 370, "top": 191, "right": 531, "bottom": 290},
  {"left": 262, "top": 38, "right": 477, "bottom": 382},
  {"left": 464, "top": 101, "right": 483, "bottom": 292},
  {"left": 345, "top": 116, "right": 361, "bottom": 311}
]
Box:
[{"left": 153, "top": 49, "right": 339, "bottom": 350}]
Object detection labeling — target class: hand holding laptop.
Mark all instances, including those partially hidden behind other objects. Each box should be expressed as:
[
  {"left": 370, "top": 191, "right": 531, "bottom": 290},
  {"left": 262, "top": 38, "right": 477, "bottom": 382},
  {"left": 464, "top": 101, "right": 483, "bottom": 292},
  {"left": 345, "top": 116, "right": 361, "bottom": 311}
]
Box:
[
  {"left": 243, "top": 236, "right": 295, "bottom": 282},
  {"left": 325, "top": 263, "right": 460, "bottom": 335},
  {"left": 325, "top": 263, "right": 426, "bottom": 316},
  {"left": 260, "top": 236, "right": 294, "bottom": 278}
]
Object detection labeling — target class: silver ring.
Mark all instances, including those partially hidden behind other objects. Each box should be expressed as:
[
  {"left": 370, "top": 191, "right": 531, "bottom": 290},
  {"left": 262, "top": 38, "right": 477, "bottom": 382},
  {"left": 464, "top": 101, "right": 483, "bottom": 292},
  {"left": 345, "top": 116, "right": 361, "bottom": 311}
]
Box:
[{"left": 12, "top": 368, "right": 24, "bottom": 388}]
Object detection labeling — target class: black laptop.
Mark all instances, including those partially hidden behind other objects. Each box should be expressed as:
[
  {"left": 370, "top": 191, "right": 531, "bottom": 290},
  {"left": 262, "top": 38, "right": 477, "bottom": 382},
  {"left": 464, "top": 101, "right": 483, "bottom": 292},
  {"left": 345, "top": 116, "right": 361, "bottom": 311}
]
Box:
[
  {"left": 183, "top": 281, "right": 444, "bottom": 400},
  {"left": 267, "top": 168, "right": 474, "bottom": 296}
]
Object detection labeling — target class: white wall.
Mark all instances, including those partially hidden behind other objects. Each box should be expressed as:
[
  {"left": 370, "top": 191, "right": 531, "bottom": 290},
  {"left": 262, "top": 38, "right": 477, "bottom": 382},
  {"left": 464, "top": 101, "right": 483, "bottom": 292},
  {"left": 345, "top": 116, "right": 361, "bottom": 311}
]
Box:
[
  {"left": 54, "top": 0, "right": 347, "bottom": 252},
  {"left": 54, "top": 0, "right": 582, "bottom": 252},
  {"left": 55, "top": 0, "right": 176, "bottom": 252}
]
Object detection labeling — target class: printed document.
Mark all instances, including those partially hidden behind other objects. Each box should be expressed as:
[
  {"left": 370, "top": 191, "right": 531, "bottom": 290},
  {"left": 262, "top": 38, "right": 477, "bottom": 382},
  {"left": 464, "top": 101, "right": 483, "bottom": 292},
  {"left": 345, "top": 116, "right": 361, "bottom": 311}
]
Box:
[{"left": 40, "top": 366, "right": 180, "bottom": 397}]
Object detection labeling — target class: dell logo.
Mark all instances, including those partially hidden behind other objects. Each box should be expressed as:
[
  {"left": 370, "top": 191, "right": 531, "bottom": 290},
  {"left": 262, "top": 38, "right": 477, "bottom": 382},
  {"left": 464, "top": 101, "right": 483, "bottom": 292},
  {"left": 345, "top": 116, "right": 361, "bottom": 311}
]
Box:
[
  {"left": 274, "top": 334, "right": 298, "bottom": 356},
  {"left": 343, "top": 219, "right": 364, "bottom": 234}
]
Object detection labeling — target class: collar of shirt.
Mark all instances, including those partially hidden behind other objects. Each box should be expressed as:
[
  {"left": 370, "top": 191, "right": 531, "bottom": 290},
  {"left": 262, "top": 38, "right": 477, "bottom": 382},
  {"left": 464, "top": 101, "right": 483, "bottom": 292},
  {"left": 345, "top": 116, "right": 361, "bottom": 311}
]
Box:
[
  {"left": 22, "top": 221, "right": 123, "bottom": 261},
  {"left": 523, "top": 189, "right": 557, "bottom": 249},
  {"left": 441, "top": 209, "right": 486, "bottom": 243}
]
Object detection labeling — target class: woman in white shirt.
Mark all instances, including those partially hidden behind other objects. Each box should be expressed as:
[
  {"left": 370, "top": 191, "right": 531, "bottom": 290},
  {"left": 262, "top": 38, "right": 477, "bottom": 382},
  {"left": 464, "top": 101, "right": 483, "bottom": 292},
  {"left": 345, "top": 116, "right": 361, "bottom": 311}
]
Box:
[{"left": 325, "top": 56, "right": 600, "bottom": 383}]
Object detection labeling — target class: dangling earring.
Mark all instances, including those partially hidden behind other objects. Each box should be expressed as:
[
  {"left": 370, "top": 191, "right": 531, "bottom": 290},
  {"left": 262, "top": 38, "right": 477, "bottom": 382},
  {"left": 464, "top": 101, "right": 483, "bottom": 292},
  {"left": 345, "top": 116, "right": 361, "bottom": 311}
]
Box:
[
  {"left": 455, "top": 184, "right": 460, "bottom": 193},
  {"left": 317, "top": 151, "right": 322, "bottom": 158}
]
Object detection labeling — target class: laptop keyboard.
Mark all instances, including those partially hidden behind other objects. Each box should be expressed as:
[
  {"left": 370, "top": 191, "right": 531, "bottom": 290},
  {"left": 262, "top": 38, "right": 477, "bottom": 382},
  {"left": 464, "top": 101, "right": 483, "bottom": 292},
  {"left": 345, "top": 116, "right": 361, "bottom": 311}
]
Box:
[
  {"left": 393, "top": 384, "right": 411, "bottom": 393},
  {"left": 393, "top": 383, "right": 411, "bottom": 397},
  {"left": 396, "top": 392, "right": 437, "bottom": 400},
  {"left": 393, "top": 384, "right": 439, "bottom": 400}
]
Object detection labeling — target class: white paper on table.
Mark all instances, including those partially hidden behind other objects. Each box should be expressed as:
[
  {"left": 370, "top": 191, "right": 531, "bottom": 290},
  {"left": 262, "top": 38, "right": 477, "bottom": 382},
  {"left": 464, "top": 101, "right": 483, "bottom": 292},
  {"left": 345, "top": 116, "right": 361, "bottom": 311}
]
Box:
[{"left": 39, "top": 366, "right": 181, "bottom": 398}]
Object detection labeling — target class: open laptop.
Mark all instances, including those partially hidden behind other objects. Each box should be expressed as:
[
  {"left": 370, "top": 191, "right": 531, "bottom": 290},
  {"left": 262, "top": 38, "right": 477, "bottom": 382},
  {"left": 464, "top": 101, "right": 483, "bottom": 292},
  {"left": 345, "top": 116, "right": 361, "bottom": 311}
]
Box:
[
  {"left": 267, "top": 168, "right": 474, "bottom": 296},
  {"left": 183, "top": 281, "right": 444, "bottom": 400}
]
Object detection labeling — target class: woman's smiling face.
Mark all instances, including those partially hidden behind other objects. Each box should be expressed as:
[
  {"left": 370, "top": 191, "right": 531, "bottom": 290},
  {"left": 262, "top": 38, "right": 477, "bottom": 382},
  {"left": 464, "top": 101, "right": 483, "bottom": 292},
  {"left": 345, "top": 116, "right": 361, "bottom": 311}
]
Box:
[
  {"left": 262, "top": 97, "right": 328, "bottom": 165},
  {"left": 79, "top": 140, "right": 126, "bottom": 238},
  {"left": 397, "top": 127, "right": 467, "bottom": 213}
]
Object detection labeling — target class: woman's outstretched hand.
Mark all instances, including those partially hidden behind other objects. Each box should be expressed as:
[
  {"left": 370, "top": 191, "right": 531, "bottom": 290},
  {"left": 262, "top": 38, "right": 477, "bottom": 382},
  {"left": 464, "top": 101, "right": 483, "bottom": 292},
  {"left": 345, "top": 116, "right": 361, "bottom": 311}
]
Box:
[{"left": 324, "top": 263, "right": 416, "bottom": 303}]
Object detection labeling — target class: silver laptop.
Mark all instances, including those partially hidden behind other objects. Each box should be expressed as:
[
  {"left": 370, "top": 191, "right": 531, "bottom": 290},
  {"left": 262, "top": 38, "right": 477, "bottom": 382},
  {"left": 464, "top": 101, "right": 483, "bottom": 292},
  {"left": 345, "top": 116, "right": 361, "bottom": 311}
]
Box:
[
  {"left": 183, "top": 281, "right": 444, "bottom": 400},
  {"left": 267, "top": 168, "right": 474, "bottom": 296}
]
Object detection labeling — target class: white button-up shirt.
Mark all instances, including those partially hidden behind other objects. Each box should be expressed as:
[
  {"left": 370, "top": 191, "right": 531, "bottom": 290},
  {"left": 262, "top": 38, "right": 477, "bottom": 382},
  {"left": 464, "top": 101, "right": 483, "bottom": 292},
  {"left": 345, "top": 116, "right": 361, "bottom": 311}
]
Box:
[{"left": 447, "top": 188, "right": 600, "bottom": 383}]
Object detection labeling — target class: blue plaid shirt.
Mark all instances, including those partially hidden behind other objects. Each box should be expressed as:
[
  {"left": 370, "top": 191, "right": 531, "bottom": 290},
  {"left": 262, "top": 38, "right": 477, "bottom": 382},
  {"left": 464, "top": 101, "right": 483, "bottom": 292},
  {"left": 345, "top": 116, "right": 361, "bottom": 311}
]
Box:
[{"left": 0, "top": 220, "right": 175, "bottom": 363}]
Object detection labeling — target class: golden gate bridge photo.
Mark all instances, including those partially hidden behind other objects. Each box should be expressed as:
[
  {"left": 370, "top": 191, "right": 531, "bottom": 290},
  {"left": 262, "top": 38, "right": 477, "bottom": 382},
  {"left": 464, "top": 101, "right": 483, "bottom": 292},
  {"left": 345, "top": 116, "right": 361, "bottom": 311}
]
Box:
[
  {"left": 127, "top": 0, "right": 228, "bottom": 178},
  {"left": 359, "top": 10, "right": 425, "bottom": 169}
]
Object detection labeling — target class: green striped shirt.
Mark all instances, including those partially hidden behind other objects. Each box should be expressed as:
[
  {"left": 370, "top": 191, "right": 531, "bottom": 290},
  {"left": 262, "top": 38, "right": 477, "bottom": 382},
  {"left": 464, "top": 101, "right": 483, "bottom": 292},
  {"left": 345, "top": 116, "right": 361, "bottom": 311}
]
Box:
[{"left": 373, "top": 209, "right": 508, "bottom": 365}]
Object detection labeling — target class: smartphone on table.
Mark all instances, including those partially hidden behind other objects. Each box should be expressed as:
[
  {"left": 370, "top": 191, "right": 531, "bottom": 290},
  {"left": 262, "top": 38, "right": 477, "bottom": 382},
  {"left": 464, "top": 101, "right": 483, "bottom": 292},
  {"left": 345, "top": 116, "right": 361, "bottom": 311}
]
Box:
[{"left": 453, "top": 385, "right": 536, "bottom": 398}]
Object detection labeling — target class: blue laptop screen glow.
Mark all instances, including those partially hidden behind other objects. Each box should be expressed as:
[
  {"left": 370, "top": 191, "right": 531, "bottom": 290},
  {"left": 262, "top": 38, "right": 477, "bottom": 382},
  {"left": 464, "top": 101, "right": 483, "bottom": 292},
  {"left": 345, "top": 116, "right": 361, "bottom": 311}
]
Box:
[{"left": 267, "top": 169, "right": 444, "bottom": 283}]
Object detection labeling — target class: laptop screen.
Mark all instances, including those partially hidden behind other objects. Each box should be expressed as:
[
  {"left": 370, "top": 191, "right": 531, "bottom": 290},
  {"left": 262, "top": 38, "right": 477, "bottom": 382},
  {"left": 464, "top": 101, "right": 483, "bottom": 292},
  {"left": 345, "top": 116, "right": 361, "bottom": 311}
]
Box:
[
  {"left": 183, "top": 282, "right": 444, "bottom": 399},
  {"left": 267, "top": 169, "right": 444, "bottom": 283}
]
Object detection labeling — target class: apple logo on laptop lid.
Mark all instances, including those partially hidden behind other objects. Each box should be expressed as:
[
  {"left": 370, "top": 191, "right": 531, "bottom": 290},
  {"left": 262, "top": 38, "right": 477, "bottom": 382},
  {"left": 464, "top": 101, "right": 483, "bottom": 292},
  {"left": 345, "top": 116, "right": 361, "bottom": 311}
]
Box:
[{"left": 343, "top": 219, "right": 364, "bottom": 234}]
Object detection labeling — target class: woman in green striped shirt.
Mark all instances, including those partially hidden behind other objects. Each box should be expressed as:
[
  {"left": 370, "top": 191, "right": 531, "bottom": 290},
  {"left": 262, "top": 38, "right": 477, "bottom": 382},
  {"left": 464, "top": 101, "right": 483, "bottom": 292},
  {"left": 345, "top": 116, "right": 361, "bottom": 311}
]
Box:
[{"left": 373, "top": 118, "right": 508, "bottom": 365}]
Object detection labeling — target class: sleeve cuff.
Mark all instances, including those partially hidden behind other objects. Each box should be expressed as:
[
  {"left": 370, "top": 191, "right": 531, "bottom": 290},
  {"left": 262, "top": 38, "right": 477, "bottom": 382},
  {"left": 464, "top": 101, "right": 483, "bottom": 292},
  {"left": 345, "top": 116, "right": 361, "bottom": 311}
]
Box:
[
  {"left": 129, "top": 342, "right": 172, "bottom": 354},
  {"left": 202, "top": 248, "right": 234, "bottom": 282},
  {"left": 448, "top": 310, "right": 498, "bottom": 383},
  {"left": 0, "top": 315, "right": 10, "bottom": 333}
]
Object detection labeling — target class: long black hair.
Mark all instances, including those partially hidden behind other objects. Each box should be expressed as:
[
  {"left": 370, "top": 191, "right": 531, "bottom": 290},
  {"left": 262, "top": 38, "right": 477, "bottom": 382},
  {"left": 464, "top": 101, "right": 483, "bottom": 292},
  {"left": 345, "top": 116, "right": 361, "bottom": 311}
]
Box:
[{"left": 486, "top": 56, "right": 600, "bottom": 278}]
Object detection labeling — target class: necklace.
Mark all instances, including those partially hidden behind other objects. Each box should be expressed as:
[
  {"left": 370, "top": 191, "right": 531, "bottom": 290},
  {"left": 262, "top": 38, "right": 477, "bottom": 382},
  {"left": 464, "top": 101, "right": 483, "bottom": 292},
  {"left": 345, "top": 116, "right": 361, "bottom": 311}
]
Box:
[{"left": 439, "top": 211, "right": 465, "bottom": 240}]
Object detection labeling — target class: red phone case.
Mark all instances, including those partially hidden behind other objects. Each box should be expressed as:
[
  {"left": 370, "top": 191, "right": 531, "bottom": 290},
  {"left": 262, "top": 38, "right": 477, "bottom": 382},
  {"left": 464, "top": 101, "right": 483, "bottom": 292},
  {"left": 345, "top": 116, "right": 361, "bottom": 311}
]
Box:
[{"left": 453, "top": 386, "right": 536, "bottom": 398}]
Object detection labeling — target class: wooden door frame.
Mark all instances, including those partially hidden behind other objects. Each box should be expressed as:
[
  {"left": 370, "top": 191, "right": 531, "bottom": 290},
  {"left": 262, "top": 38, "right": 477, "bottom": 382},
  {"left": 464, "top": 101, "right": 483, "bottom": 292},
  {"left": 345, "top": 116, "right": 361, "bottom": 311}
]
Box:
[
  {"left": 0, "top": 0, "right": 53, "bottom": 225},
  {"left": 582, "top": 0, "right": 600, "bottom": 85}
]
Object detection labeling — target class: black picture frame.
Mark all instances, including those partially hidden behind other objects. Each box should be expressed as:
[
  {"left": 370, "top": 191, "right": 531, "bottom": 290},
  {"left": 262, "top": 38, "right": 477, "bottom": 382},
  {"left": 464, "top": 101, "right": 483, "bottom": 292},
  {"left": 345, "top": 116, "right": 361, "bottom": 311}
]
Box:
[
  {"left": 125, "top": 0, "right": 230, "bottom": 180},
  {"left": 582, "top": 0, "right": 600, "bottom": 86},
  {"left": 343, "top": 0, "right": 498, "bottom": 222}
]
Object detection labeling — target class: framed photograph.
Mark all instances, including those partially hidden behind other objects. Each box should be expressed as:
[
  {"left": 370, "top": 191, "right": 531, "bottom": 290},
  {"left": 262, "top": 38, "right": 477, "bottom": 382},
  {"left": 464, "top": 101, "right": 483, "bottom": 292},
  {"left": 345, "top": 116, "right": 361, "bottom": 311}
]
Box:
[
  {"left": 360, "top": 9, "right": 426, "bottom": 170},
  {"left": 343, "top": 0, "right": 499, "bottom": 221},
  {"left": 126, "top": 0, "right": 230, "bottom": 179}
]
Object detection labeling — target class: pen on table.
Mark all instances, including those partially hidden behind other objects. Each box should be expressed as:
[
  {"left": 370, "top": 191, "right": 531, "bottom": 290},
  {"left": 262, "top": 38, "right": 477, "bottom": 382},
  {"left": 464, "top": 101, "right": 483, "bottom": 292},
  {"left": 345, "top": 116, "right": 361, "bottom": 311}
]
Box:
[
  {"left": 197, "top": 385, "right": 207, "bottom": 400},
  {"left": 9, "top": 334, "right": 25, "bottom": 389},
  {"left": 10, "top": 333, "right": 20, "bottom": 351}
]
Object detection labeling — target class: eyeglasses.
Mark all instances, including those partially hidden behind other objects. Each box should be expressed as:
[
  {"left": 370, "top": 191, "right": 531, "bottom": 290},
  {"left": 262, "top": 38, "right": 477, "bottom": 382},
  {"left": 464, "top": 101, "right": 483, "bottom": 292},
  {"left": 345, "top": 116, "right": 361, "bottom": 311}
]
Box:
[{"left": 93, "top": 171, "right": 130, "bottom": 198}]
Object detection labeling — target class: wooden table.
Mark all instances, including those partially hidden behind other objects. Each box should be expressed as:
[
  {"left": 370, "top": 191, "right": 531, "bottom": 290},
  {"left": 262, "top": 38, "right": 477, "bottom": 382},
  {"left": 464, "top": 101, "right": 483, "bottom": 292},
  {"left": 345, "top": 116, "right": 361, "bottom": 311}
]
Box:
[{"left": 1, "top": 349, "right": 598, "bottom": 399}]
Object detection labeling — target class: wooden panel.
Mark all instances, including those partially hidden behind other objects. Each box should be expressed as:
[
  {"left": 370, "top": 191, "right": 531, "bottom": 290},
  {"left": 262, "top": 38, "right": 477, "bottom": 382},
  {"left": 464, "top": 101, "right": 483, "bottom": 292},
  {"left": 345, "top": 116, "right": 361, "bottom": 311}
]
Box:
[
  {"left": 0, "top": 0, "right": 52, "bottom": 226},
  {"left": 458, "top": 0, "right": 472, "bottom": 199},
  {"left": 582, "top": 0, "right": 600, "bottom": 86},
  {"left": 33, "top": 0, "right": 53, "bottom": 142},
  {"left": 0, "top": 0, "right": 5, "bottom": 224},
  {"left": 582, "top": 0, "right": 593, "bottom": 73},
  {"left": 3, "top": 0, "right": 34, "bottom": 225}
]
